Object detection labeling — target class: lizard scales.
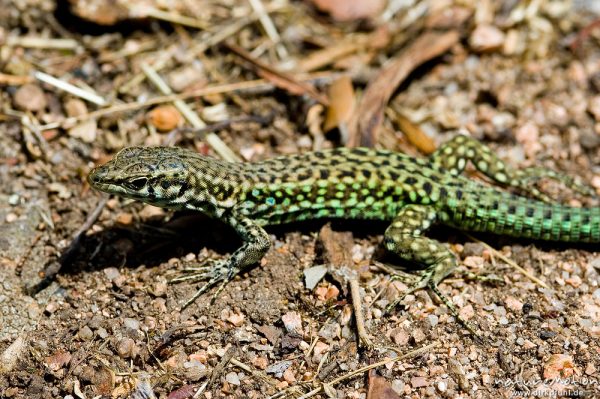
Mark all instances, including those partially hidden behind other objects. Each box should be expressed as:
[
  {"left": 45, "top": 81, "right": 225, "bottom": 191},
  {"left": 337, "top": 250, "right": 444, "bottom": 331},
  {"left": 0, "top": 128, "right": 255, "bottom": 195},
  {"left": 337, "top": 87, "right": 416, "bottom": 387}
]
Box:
[{"left": 88, "top": 135, "right": 600, "bottom": 335}]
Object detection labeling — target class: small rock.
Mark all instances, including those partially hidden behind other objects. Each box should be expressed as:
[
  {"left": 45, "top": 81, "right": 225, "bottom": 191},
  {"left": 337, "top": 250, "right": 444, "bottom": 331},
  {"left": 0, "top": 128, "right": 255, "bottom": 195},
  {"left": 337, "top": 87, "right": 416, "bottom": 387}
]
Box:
[
  {"left": 116, "top": 338, "right": 136, "bottom": 359},
  {"left": 412, "top": 328, "right": 426, "bottom": 343},
  {"left": 281, "top": 311, "right": 303, "bottom": 335},
  {"left": 138, "top": 205, "right": 165, "bottom": 219},
  {"left": 64, "top": 98, "right": 88, "bottom": 117},
  {"left": 565, "top": 275, "right": 582, "bottom": 288},
  {"left": 14, "top": 84, "right": 46, "bottom": 111},
  {"left": 147, "top": 105, "right": 181, "bottom": 132},
  {"left": 585, "top": 362, "right": 596, "bottom": 376},
  {"left": 459, "top": 304, "right": 475, "bottom": 321},
  {"left": 256, "top": 325, "right": 282, "bottom": 345},
  {"left": 252, "top": 357, "right": 268, "bottom": 370},
  {"left": 266, "top": 360, "right": 292, "bottom": 378},
  {"left": 389, "top": 328, "right": 410, "bottom": 346},
  {"left": 504, "top": 296, "right": 524, "bottom": 313},
  {"left": 68, "top": 119, "right": 97, "bottom": 143},
  {"left": 304, "top": 265, "right": 328, "bottom": 290},
  {"left": 221, "top": 309, "right": 245, "bottom": 327},
  {"left": 103, "top": 267, "right": 121, "bottom": 281},
  {"left": 47, "top": 182, "right": 72, "bottom": 199},
  {"left": 427, "top": 315, "right": 438, "bottom": 328},
  {"left": 469, "top": 25, "right": 505, "bottom": 52},
  {"left": 123, "top": 318, "right": 140, "bottom": 331},
  {"left": 115, "top": 213, "right": 133, "bottom": 225},
  {"left": 312, "top": 342, "right": 329, "bottom": 362},
  {"left": 225, "top": 372, "right": 241, "bottom": 386},
  {"left": 543, "top": 354, "right": 575, "bottom": 379},
  {"left": 283, "top": 368, "right": 296, "bottom": 383},
  {"left": 411, "top": 376, "right": 429, "bottom": 388},
  {"left": 77, "top": 326, "right": 94, "bottom": 341}
]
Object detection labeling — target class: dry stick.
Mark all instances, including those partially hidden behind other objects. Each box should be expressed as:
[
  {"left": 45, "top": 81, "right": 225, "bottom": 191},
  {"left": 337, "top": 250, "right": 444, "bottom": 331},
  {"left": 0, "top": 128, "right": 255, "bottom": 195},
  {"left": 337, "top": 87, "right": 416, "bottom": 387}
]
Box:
[
  {"left": 42, "top": 72, "right": 337, "bottom": 131},
  {"left": 35, "top": 71, "right": 107, "bottom": 106},
  {"left": 247, "top": 0, "right": 288, "bottom": 60},
  {"left": 5, "top": 36, "right": 80, "bottom": 49},
  {"left": 349, "top": 278, "right": 374, "bottom": 349},
  {"left": 32, "top": 196, "right": 109, "bottom": 295},
  {"left": 295, "top": 342, "right": 439, "bottom": 399},
  {"left": 139, "top": 6, "right": 210, "bottom": 30},
  {"left": 141, "top": 63, "right": 240, "bottom": 162},
  {"left": 464, "top": 234, "right": 549, "bottom": 289}
]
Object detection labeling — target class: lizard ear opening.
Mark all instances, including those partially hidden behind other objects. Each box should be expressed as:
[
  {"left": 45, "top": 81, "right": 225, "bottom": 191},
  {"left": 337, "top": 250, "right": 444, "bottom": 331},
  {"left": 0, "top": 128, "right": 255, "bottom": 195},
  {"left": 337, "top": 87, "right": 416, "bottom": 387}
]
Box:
[{"left": 125, "top": 177, "right": 148, "bottom": 190}]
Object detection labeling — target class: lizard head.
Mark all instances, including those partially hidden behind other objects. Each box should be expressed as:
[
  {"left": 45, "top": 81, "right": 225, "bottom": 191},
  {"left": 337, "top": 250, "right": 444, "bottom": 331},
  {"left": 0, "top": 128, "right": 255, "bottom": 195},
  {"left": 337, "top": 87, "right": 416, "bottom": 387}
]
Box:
[{"left": 88, "top": 146, "right": 194, "bottom": 207}]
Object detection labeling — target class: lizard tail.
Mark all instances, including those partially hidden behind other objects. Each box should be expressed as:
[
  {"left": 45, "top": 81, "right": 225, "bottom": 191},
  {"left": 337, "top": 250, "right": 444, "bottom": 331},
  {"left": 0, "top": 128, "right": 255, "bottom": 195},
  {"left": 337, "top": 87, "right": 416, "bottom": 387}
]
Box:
[{"left": 446, "top": 192, "right": 600, "bottom": 242}]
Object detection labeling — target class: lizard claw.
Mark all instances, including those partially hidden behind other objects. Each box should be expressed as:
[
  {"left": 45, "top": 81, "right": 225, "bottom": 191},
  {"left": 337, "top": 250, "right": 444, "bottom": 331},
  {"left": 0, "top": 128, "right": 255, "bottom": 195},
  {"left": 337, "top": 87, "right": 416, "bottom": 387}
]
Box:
[{"left": 171, "top": 258, "right": 236, "bottom": 309}]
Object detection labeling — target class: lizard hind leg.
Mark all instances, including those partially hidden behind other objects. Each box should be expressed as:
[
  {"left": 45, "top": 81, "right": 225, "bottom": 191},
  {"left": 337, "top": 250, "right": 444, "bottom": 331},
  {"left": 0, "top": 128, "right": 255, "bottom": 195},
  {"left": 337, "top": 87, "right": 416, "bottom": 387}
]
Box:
[
  {"left": 430, "top": 134, "right": 596, "bottom": 202},
  {"left": 383, "top": 204, "right": 481, "bottom": 339}
]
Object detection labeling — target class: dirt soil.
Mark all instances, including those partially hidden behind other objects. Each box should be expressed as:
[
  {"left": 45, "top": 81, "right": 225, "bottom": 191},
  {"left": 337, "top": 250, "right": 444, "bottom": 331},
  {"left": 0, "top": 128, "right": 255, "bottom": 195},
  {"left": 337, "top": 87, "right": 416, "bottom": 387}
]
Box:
[{"left": 1, "top": 1, "right": 599, "bottom": 398}]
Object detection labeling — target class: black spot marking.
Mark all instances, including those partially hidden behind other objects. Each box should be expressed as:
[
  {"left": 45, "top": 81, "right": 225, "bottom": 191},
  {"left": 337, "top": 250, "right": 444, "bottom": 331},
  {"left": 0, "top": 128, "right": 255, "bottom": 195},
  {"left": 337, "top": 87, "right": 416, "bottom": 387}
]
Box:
[
  {"left": 339, "top": 170, "right": 354, "bottom": 178},
  {"left": 313, "top": 152, "right": 326, "bottom": 159},
  {"left": 544, "top": 210, "right": 552, "bottom": 219},
  {"left": 562, "top": 213, "right": 571, "bottom": 222},
  {"left": 526, "top": 207, "right": 534, "bottom": 217},
  {"left": 296, "top": 171, "right": 312, "bottom": 181},
  {"left": 319, "top": 169, "right": 330, "bottom": 179},
  {"left": 178, "top": 180, "right": 189, "bottom": 197},
  {"left": 455, "top": 189, "right": 463, "bottom": 200},
  {"left": 508, "top": 205, "right": 516, "bottom": 214},
  {"left": 388, "top": 171, "right": 400, "bottom": 181},
  {"left": 422, "top": 182, "right": 432, "bottom": 195},
  {"left": 405, "top": 177, "right": 417, "bottom": 185},
  {"left": 362, "top": 169, "right": 371, "bottom": 178},
  {"left": 439, "top": 187, "right": 448, "bottom": 199},
  {"left": 492, "top": 200, "right": 499, "bottom": 210},
  {"left": 582, "top": 214, "right": 590, "bottom": 225},
  {"left": 350, "top": 148, "right": 368, "bottom": 155},
  {"left": 161, "top": 180, "right": 171, "bottom": 189}
]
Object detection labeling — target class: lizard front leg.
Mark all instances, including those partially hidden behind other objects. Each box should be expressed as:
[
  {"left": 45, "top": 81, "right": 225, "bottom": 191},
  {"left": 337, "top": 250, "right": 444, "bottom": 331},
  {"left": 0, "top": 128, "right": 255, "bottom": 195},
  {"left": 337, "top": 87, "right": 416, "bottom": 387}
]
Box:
[
  {"left": 383, "top": 204, "right": 480, "bottom": 339},
  {"left": 172, "top": 210, "right": 271, "bottom": 308}
]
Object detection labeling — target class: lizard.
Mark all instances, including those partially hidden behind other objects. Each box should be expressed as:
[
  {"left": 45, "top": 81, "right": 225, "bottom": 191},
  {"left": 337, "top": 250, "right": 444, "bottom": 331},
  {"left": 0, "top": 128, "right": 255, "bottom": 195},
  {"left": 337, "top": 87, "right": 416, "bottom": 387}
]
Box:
[{"left": 87, "top": 135, "right": 600, "bottom": 337}]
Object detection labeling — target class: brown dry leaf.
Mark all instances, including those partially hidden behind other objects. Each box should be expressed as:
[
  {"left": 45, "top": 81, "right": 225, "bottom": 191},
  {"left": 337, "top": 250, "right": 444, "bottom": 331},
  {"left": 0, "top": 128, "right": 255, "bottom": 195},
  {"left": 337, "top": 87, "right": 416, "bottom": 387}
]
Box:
[
  {"left": 68, "top": 0, "right": 129, "bottom": 25},
  {"left": 367, "top": 370, "right": 401, "bottom": 399},
  {"left": 393, "top": 111, "right": 436, "bottom": 154},
  {"left": 226, "top": 43, "right": 329, "bottom": 105},
  {"left": 348, "top": 30, "right": 460, "bottom": 147},
  {"left": 309, "top": 0, "right": 386, "bottom": 22},
  {"left": 324, "top": 76, "right": 355, "bottom": 132}
]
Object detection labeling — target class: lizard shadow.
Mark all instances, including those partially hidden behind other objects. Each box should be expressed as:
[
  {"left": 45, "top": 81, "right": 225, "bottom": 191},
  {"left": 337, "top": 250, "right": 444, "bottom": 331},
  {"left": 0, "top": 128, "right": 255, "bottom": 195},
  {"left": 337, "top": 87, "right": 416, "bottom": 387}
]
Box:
[{"left": 63, "top": 211, "right": 598, "bottom": 278}]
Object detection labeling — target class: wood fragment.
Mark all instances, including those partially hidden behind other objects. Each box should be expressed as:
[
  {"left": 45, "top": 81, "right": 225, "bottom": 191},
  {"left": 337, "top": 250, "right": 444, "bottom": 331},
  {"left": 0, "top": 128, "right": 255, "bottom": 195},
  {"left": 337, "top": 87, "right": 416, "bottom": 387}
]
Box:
[
  {"left": 247, "top": 0, "right": 288, "bottom": 60},
  {"left": 347, "top": 30, "right": 459, "bottom": 147},
  {"left": 297, "top": 343, "right": 439, "bottom": 399},
  {"left": 35, "top": 71, "right": 107, "bottom": 106},
  {"left": 226, "top": 42, "right": 330, "bottom": 106},
  {"left": 5, "top": 36, "right": 80, "bottom": 50},
  {"left": 350, "top": 278, "right": 373, "bottom": 349}
]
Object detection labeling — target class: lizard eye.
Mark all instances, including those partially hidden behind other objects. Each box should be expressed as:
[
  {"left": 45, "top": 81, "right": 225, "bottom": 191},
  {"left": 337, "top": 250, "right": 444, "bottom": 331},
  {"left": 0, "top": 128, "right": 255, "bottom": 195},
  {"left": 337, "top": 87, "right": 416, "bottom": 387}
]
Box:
[{"left": 125, "top": 177, "right": 148, "bottom": 190}]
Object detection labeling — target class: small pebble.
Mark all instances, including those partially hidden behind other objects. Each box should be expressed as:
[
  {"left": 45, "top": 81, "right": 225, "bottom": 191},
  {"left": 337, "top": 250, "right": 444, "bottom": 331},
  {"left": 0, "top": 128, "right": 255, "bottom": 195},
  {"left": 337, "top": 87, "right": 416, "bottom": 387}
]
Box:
[
  {"left": 77, "top": 326, "right": 93, "bottom": 341},
  {"left": 14, "top": 84, "right": 46, "bottom": 111},
  {"left": 281, "top": 311, "right": 303, "bottom": 335},
  {"left": 225, "top": 372, "right": 241, "bottom": 386}
]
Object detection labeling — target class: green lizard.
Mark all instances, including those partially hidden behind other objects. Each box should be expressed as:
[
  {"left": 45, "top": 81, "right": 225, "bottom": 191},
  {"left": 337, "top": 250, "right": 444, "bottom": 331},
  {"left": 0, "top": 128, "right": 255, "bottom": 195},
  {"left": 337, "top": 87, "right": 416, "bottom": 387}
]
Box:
[{"left": 87, "top": 135, "right": 600, "bottom": 337}]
